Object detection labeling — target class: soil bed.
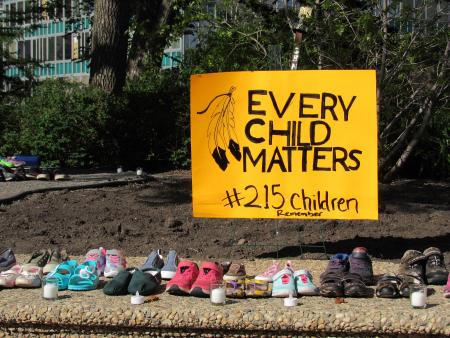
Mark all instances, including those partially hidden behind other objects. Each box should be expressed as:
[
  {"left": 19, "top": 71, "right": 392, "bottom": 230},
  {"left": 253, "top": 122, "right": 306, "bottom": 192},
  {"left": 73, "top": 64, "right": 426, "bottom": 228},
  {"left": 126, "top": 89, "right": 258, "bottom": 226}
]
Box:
[{"left": 0, "top": 170, "right": 448, "bottom": 260}]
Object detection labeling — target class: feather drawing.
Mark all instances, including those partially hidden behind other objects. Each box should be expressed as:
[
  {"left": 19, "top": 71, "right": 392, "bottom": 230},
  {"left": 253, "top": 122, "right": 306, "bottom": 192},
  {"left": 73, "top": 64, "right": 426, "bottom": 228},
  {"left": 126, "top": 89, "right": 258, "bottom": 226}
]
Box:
[{"left": 197, "top": 86, "right": 241, "bottom": 171}]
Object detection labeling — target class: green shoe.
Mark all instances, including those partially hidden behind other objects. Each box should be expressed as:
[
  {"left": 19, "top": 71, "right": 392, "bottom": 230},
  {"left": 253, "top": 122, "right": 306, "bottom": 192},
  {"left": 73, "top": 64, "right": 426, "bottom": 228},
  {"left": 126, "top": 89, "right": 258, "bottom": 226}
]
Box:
[
  {"left": 103, "top": 268, "right": 134, "bottom": 296},
  {"left": 127, "top": 268, "right": 161, "bottom": 296}
]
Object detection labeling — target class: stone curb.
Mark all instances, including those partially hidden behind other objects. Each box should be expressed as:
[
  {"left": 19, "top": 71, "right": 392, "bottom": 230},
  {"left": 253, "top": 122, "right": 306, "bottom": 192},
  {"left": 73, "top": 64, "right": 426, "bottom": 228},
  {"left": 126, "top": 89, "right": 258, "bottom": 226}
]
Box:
[
  {"left": 0, "top": 258, "right": 448, "bottom": 337},
  {"left": 0, "top": 299, "right": 447, "bottom": 337}
]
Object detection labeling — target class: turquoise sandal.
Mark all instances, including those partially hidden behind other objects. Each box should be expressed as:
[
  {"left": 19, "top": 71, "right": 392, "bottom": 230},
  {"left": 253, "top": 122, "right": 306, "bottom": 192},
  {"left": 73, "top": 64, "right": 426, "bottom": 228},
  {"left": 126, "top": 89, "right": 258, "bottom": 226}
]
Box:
[
  {"left": 46, "top": 260, "right": 78, "bottom": 290},
  {"left": 68, "top": 261, "right": 99, "bottom": 291}
]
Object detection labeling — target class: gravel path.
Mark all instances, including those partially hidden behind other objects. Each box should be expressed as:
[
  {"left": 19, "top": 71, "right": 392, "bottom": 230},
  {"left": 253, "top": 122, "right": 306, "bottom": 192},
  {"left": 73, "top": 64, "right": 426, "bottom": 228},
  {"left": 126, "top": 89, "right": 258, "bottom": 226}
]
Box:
[
  {"left": 0, "top": 256, "right": 448, "bottom": 337},
  {"left": 0, "top": 172, "right": 149, "bottom": 204}
]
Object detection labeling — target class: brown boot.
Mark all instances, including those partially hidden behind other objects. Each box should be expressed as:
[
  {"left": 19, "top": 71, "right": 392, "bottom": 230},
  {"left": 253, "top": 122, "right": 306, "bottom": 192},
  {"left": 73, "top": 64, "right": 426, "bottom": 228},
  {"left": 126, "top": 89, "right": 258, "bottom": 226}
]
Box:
[
  {"left": 424, "top": 247, "right": 448, "bottom": 285},
  {"left": 398, "top": 250, "right": 426, "bottom": 282}
]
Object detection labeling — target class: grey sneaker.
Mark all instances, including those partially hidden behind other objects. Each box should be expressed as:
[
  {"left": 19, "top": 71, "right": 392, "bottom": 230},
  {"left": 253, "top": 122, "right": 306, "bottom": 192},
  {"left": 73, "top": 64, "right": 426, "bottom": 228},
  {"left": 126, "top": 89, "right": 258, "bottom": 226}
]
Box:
[
  {"left": 140, "top": 249, "right": 164, "bottom": 270},
  {"left": 0, "top": 248, "right": 16, "bottom": 272},
  {"left": 161, "top": 250, "right": 179, "bottom": 280}
]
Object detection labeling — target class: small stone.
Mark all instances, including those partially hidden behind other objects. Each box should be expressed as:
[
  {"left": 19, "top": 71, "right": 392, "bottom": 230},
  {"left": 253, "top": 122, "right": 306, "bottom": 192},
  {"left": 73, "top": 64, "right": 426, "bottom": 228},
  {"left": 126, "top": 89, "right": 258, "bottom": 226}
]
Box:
[
  {"left": 165, "top": 217, "right": 182, "bottom": 228},
  {"left": 237, "top": 238, "right": 247, "bottom": 245}
]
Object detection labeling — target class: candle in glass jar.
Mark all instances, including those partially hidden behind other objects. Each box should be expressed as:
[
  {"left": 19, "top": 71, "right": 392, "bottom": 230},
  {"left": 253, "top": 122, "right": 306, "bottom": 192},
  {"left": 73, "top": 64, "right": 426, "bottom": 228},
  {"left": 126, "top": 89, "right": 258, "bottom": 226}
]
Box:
[
  {"left": 210, "top": 286, "right": 226, "bottom": 305},
  {"left": 43, "top": 283, "right": 58, "bottom": 299},
  {"left": 410, "top": 285, "right": 427, "bottom": 308}
]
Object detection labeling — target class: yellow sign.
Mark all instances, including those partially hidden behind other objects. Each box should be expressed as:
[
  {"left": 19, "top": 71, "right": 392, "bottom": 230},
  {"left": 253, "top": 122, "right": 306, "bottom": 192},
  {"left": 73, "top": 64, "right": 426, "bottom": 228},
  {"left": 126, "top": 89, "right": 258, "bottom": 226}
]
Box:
[{"left": 191, "top": 70, "right": 378, "bottom": 219}]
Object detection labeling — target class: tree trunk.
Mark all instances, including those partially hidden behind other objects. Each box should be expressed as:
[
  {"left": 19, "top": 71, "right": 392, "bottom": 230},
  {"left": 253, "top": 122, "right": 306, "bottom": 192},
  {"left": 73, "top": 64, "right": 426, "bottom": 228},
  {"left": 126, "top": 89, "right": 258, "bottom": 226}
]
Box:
[
  {"left": 89, "top": 0, "right": 130, "bottom": 94},
  {"left": 382, "top": 98, "right": 434, "bottom": 182},
  {"left": 127, "top": 0, "right": 172, "bottom": 80}
]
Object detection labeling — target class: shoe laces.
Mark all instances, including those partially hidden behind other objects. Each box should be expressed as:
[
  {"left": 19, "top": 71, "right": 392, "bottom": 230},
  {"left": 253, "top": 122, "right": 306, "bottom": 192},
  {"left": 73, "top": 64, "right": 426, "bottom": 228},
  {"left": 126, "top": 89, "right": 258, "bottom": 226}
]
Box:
[
  {"left": 107, "top": 254, "right": 120, "bottom": 265},
  {"left": 329, "top": 258, "right": 345, "bottom": 269},
  {"left": 428, "top": 255, "right": 443, "bottom": 267},
  {"left": 262, "top": 261, "right": 279, "bottom": 276},
  {"left": 285, "top": 260, "right": 295, "bottom": 271},
  {"left": 86, "top": 252, "right": 99, "bottom": 262}
]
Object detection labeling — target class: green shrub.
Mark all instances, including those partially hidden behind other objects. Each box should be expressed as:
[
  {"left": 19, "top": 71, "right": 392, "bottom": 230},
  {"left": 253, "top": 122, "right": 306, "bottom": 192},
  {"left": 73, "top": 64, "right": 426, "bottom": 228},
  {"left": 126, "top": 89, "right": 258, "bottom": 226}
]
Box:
[{"left": 2, "top": 79, "right": 124, "bottom": 167}]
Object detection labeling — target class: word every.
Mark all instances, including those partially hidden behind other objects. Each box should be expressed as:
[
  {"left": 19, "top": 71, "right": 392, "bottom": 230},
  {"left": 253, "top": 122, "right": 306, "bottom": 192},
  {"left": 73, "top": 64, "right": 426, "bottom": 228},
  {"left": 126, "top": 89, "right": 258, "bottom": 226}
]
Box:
[{"left": 248, "top": 90, "right": 356, "bottom": 121}]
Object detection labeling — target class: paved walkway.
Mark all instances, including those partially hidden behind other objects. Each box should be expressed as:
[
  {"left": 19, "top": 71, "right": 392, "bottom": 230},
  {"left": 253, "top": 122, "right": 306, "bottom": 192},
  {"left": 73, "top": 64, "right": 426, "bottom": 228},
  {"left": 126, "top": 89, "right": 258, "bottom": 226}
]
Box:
[
  {"left": 0, "top": 256, "right": 448, "bottom": 337},
  {"left": 0, "top": 172, "right": 150, "bottom": 205}
]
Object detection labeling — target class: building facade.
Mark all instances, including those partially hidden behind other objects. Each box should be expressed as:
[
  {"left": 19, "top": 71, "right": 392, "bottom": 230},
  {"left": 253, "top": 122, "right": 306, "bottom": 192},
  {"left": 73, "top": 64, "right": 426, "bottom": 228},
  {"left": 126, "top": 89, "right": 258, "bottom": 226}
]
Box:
[{"left": 3, "top": 0, "right": 90, "bottom": 82}]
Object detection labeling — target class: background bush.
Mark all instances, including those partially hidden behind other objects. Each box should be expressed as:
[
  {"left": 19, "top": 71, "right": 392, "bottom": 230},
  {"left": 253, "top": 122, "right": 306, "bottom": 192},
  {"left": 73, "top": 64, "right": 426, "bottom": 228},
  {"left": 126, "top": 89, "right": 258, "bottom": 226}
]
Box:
[{"left": 1, "top": 79, "right": 121, "bottom": 167}]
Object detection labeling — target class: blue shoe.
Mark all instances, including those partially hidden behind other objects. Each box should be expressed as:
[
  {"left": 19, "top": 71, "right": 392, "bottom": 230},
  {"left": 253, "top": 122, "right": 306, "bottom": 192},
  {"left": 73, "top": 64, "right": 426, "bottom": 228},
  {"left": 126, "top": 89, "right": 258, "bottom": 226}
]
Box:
[
  {"left": 68, "top": 261, "right": 99, "bottom": 291},
  {"left": 140, "top": 249, "right": 164, "bottom": 270},
  {"left": 294, "top": 269, "right": 319, "bottom": 296},
  {"left": 320, "top": 253, "right": 349, "bottom": 281},
  {"left": 161, "top": 250, "right": 178, "bottom": 280},
  {"left": 272, "top": 267, "right": 296, "bottom": 297},
  {"left": 46, "top": 260, "right": 78, "bottom": 290}
]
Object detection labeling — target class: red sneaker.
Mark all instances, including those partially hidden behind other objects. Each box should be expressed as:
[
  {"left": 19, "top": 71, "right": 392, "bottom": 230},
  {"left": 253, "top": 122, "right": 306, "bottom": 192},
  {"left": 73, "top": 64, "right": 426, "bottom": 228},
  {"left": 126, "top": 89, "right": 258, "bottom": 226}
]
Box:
[
  {"left": 190, "top": 262, "right": 223, "bottom": 297},
  {"left": 166, "top": 260, "right": 199, "bottom": 295}
]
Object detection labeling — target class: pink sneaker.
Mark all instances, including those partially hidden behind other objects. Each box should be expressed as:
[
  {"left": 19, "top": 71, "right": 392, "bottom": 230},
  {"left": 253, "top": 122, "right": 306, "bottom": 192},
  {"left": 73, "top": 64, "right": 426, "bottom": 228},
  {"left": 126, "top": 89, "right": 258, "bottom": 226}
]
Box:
[
  {"left": 85, "top": 247, "right": 106, "bottom": 276},
  {"left": 255, "top": 261, "right": 280, "bottom": 282},
  {"left": 444, "top": 273, "right": 450, "bottom": 298},
  {"left": 190, "top": 262, "right": 223, "bottom": 297},
  {"left": 166, "top": 260, "right": 199, "bottom": 295},
  {"left": 104, "top": 249, "right": 126, "bottom": 278}
]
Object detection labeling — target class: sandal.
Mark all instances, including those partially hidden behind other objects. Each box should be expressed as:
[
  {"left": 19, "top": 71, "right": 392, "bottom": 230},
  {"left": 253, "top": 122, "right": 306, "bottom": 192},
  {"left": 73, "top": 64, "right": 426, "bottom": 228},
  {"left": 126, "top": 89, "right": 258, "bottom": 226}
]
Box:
[
  {"left": 43, "top": 248, "right": 69, "bottom": 275},
  {"left": 225, "top": 279, "right": 246, "bottom": 298},
  {"left": 342, "top": 273, "right": 374, "bottom": 297},
  {"left": 319, "top": 272, "right": 344, "bottom": 297},
  {"left": 46, "top": 260, "right": 78, "bottom": 290},
  {"left": 244, "top": 277, "right": 272, "bottom": 298},
  {"left": 376, "top": 273, "right": 402, "bottom": 298},
  {"left": 23, "top": 249, "right": 51, "bottom": 269},
  {"left": 68, "top": 261, "right": 99, "bottom": 291},
  {"left": 399, "top": 274, "right": 424, "bottom": 297}
]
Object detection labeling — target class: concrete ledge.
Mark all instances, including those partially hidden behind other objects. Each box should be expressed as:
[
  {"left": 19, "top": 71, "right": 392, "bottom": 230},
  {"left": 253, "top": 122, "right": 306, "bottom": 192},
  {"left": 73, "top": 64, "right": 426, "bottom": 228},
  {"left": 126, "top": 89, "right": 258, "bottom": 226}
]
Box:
[{"left": 0, "top": 258, "right": 447, "bottom": 337}]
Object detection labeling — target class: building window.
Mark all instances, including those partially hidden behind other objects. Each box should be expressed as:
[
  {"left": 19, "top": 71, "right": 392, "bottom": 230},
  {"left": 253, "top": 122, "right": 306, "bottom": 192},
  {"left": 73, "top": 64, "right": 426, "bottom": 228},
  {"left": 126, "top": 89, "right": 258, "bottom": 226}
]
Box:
[
  {"left": 18, "top": 40, "right": 24, "bottom": 59},
  {"left": 172, "top": 51, "right": 182, "bottom": 66},
  {"left": 64, "top": 34, "right": 71, "bottom": 60},
  {"left": 43, "top": 37, "right": 47, "bottom": 60},
  {"left": 56, "top": 35, "right": 64, "bottom": 60},
  {"left": 32, "top": 39, "right": 37, "bottom": 60},
  {"left": 65, "top": 0, "right": 71, "bottom": 18},
  {"left": 48, "top": 36, "right": 55, "bottom": 61},
  {"left": 17, "top": 1, "right": 24, "bottom": 25},
  {"left": 10, "top": 3, "right": 16, "bottom": 26},
  {"left": 25, "top": 40, "right": 31, "bottom": 59}
]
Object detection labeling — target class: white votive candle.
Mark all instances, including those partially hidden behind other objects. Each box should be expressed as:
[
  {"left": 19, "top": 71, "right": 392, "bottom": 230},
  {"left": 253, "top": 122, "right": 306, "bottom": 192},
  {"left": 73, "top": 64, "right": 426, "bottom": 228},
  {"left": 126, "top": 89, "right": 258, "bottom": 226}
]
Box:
[
  {"left": 210, "top": 287, "right": 226, "bottom": 305},
  {"left": 131, "top": 291, "right": 145, "bottom": 305},
  {"left": 43, "top": 283, "right": 58, "bottom": 300},
  {"left": 411, "top": 290, "right": 427, "bottom": 308},
  {"left": 410, "top": 285, "right": 427, "bottom": 308}
]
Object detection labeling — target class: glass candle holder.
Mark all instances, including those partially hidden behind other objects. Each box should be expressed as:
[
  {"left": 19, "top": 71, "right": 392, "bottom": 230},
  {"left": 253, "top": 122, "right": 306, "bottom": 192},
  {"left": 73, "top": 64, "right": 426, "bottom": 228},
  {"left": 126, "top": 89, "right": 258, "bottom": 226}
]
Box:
[
  {"left": 210, "top": 283, "right": 226, "bottom": 305},
  {"left": 410, "top": 284, "right": 427, "bottom": 309},
  {"left": 42, "top": 276, "right": 59, "bottom": 300}
]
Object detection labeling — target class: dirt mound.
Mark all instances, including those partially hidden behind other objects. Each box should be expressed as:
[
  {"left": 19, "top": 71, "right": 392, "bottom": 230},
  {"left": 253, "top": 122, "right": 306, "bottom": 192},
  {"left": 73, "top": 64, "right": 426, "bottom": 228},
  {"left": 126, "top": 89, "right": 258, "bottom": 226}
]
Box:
[{"left": 0, "top": 171, "right": 449, "bottom": 261}]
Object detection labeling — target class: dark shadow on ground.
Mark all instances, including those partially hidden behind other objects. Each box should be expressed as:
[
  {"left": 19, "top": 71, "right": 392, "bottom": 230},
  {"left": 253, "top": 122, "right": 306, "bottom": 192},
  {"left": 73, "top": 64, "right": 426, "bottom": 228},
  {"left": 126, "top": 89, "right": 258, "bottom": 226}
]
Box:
[
  {"left": 135, "top": 177, "right": 192, "bottom": 206},
  {"left": 257, "top": 234, "right": 450, "bottom": 259},
  {"left": 380, "top": 180, "right": 450, "bottom": 212}
]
